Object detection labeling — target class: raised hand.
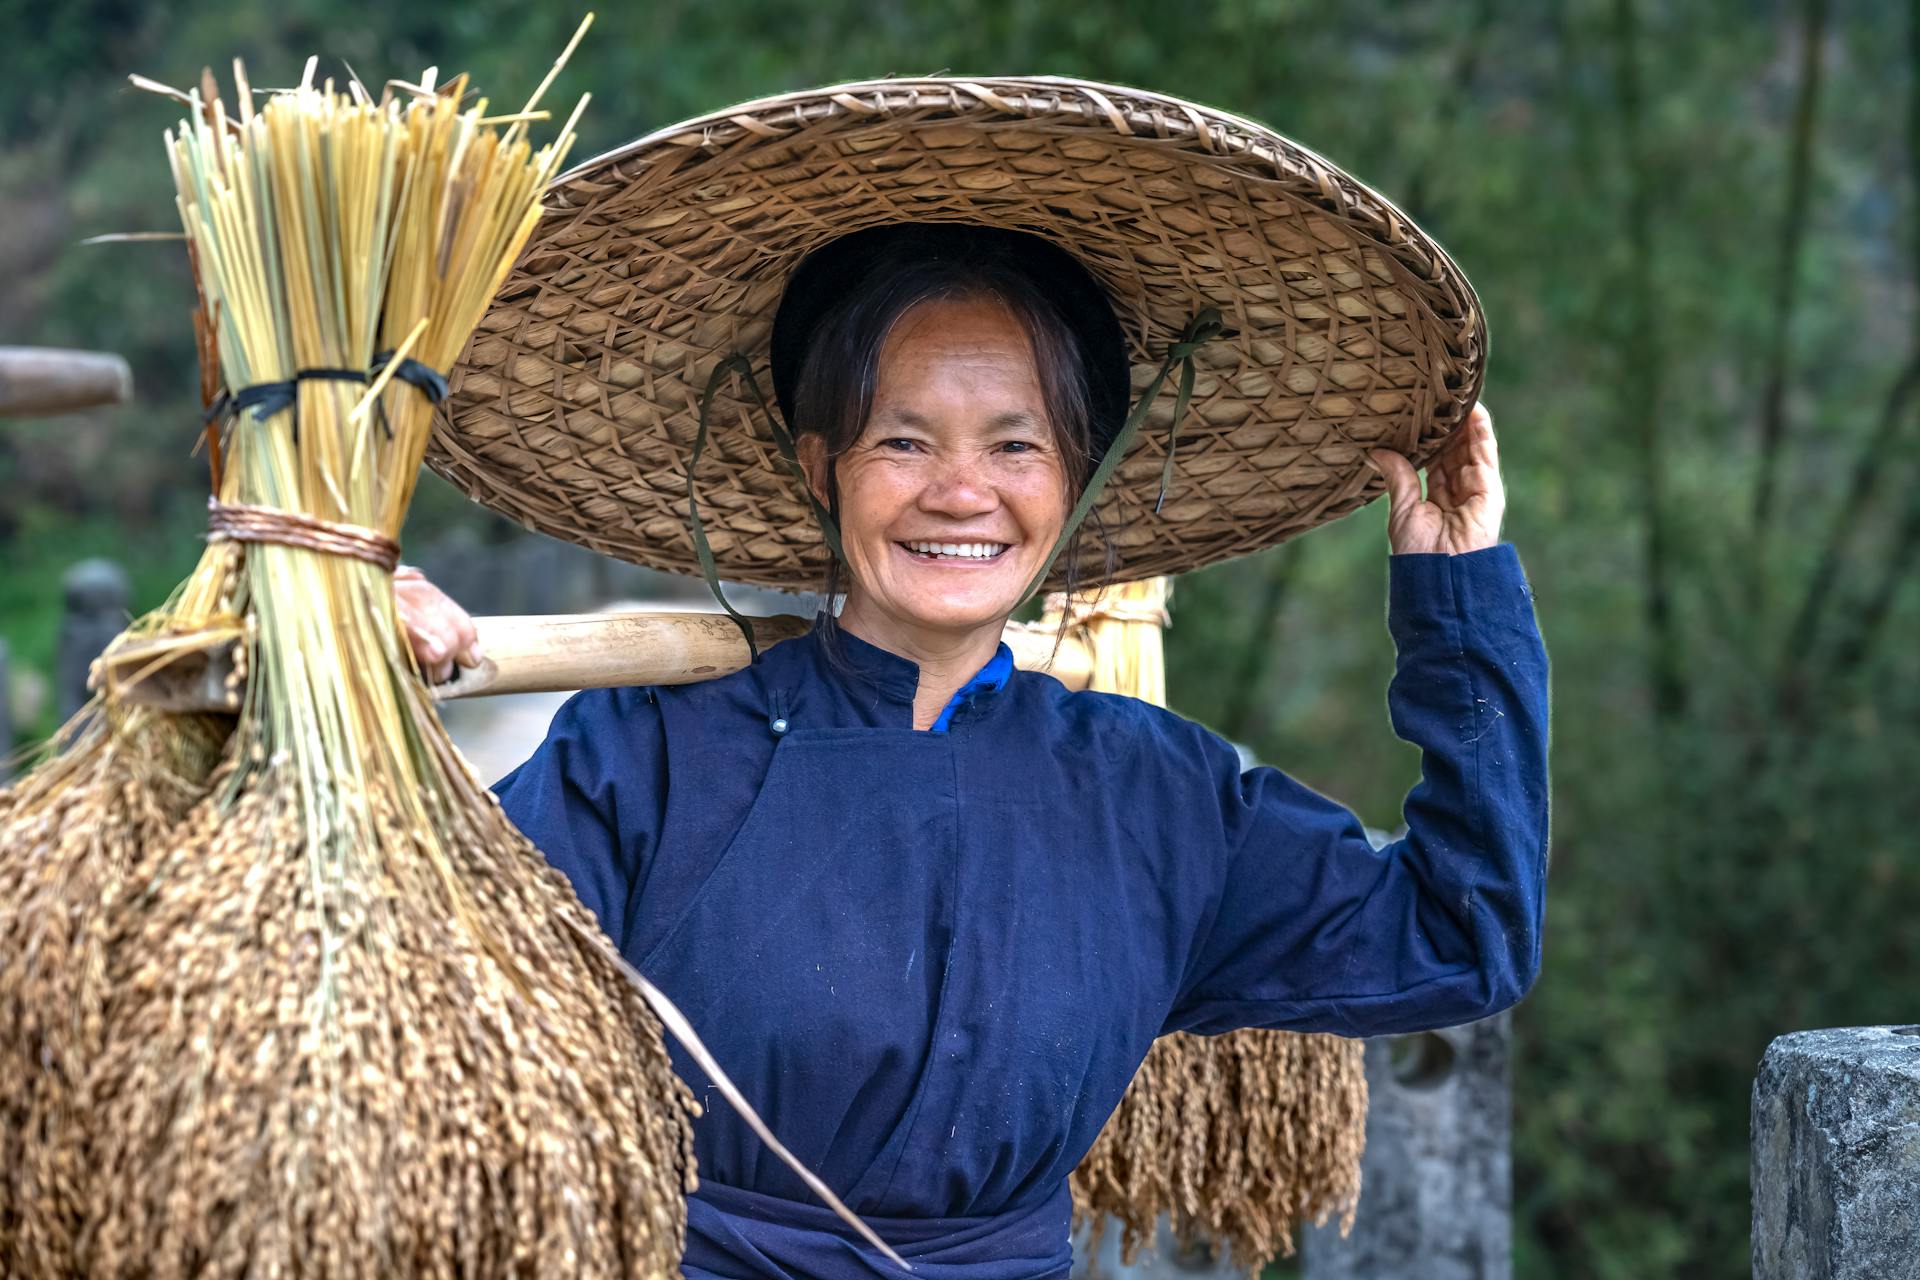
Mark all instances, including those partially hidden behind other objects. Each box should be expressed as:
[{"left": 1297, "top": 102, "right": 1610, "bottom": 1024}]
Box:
[
  {"left": 393, "top": 566, "right": 482, "bottom": 684},
  {"left": 1368, "top": 402, "right": 1505, "bottom": 556}
]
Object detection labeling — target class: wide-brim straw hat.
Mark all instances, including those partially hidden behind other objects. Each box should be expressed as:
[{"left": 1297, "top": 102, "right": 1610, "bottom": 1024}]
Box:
[{"left": 435, "top": 75, "right": 1487, "bottom": 591}]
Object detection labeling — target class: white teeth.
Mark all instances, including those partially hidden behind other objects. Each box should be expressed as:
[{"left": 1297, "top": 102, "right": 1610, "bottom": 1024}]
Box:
[{"left": 905, "top": 540, "right": 1008, "bottom": 559}]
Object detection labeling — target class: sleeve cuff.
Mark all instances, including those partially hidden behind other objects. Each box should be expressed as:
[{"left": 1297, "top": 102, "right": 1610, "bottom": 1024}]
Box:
[{"left": 1388, "top": 542, "right": 1535, "bottom": 651}]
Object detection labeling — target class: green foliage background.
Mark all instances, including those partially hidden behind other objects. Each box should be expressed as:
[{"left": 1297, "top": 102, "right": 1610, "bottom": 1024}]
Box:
[{"left": 2, "top": 1, "right": 1915, "bottom": 1276}]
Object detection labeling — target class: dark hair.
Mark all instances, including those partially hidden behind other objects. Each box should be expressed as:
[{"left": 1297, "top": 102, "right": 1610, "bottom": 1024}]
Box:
[{"left": 770, "top": 224, "right": 1129, "bottom": 618}]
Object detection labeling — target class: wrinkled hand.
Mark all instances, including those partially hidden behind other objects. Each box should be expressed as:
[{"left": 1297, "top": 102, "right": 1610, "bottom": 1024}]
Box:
[
  {"left": 393, "top": 566, "right": 481, "bottom": 685},
  {"left": 1368, "top": 402, "right": 1505, "bottom": 555}
]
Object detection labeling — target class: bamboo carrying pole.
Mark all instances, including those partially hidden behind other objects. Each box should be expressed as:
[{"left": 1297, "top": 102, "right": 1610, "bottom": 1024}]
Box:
[
  {"left": 101, "top": 609, "right": 1098, "bottom": 712},
  {"left": 0, "top": 347, "right": 133, "bottom": 416}
]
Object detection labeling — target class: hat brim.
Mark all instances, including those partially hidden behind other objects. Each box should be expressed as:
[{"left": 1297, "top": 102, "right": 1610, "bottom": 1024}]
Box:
[{"left": 437, "top": 75, "right": 1487, "bottom": 591}]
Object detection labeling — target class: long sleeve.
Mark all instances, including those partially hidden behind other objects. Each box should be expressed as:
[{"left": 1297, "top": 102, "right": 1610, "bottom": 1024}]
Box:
[
  {"left": 1160, "top": 541, "right": 1551, "bottom": 1038},
  {"left": 490, "top": 686, "right": 669, "bottom": 953}
]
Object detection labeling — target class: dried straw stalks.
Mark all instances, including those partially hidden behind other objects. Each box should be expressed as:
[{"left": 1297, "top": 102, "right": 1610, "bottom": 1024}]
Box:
[
  {"left": 0, "top": 41, "right": 703, "bottom": 1278},
  {"left": 0, "top": 427, "right": 251, "bottom": 1271},
  {"left": 0, "top": 698, "right": 228, "bottom": 1271},
  {"left": 1046, "top": 579, "right": 1369, "bottom": 1274}
]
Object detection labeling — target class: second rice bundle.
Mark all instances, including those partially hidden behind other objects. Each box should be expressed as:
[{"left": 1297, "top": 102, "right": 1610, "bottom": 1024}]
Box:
[{"left": 1050, "top": 579, "right": 1369, "bottom": 1273}]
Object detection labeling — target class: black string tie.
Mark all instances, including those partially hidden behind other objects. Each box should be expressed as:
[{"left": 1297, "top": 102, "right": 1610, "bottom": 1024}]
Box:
[
  {"left": 371, "top": 351, "right": 450, "bottom": 405},
  {"left": 202, "top": 368, "right": 368, "bottom": 445},
  {"left": 205, "top": 357, "right": 449, "bottom": 445}
]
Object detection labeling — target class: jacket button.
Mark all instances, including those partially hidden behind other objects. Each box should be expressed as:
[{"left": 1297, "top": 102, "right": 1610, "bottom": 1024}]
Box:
[{"left": 771, "top": 717, "right": 789, "bottom": 735}]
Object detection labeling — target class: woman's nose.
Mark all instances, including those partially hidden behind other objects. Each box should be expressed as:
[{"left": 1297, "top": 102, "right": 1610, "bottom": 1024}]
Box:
[{"left": 917, "top": 455, "right": 997, "bottom": 516}]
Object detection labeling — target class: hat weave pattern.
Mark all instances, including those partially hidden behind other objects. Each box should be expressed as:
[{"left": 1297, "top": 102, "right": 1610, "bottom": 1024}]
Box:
[{"left": 437, "top": 76, "right": 1487, "bottom": 589}]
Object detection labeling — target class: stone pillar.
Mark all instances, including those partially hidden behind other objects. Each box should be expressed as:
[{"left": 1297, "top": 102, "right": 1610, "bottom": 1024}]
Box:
[
  {"left": 1752, "top": 1025, "right": 1920, "bottom": 1280},
  {"left": 56, "top": 558, "right": 131, "bottom": 721},
  {"left": 1072, "top": 1218, "right": 1243, "bottom": 1278},
  {"left": 1303, "top": 1013, "right": 1512, "bottom": 1280}
]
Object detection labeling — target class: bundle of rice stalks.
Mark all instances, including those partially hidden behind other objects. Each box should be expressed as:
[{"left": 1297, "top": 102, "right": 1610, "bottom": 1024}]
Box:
[
  {"left": 0, "top": 39, "right": 705, "bottom": 1278},
  {"left": 0, "top": 220, "right": 256, "bottom": 1273},
  {"left": 1055, "top": 579, "right": 1369, "bottom": 1274},
  {"left": 0, "top": 700, "right": 226, "bottom": 1273}
]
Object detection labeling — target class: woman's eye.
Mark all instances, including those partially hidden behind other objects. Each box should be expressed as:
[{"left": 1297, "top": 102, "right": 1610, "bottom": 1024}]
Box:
[
  {"left": 1000, "top": 440, "right": 1034, "bottom": 454},
  {"left": 879, "top": 437, "right": 919, "bottom": 453}
]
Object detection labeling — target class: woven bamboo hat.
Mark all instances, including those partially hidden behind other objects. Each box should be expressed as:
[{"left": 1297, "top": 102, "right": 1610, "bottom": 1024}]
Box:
[{"left": 435, "top": 76, "right": 1487, "bottom": 591}]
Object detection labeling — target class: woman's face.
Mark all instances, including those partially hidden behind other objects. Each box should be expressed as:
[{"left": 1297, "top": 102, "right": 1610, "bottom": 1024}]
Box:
[{"left": 801, "top": 295, "right": 1071, "bottom": 640}]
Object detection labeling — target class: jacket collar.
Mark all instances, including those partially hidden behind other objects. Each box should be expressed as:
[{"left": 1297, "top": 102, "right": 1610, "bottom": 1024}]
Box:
[
  {"left": 778, "top": 616, "right": 1013, "bottom": 721},
  {"left": 802, "top": 615, "right": 920, "bottom": 705}
]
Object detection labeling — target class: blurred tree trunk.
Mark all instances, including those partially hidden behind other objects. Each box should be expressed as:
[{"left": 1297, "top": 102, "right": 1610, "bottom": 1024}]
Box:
[
  {"left": 1398, "top": 0, "right": 1498, "bottom": 225},
  {"left": 1609, "top": 0, "right": 1687, "bottom": 724},
  {"left": 1835, "top": 472, "right": 1920, "bottom": 676},
  {"left": 1760, "top": 0, "right": 1920, "bottom": 748},
  {"left": 1222, "top": 546, "right": 1298, "bottom": 744},
  {"left": 1813, "top": 0, "right": 1920, "bottom": 696},
  {"left": 1773, "top": 353, "right": 1920, "bottom": 716},
  {"left": 1749, "top": 0, "right": 1831, "bottom": 592}
]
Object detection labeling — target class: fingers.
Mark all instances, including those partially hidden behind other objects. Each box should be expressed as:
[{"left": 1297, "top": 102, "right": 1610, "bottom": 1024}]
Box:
[
  {"left": 1425, "top": 453, "right": 1454, "bottom": 507},
  {"left": 1447, "top": 403, "right": 1505, "bottom": 545},
  {"left": 1450, "top": 403, "right": 1497, "bottom": 478},
  {"left": 1367, "top": 448, "right": 1424, "bottom": 515},
  {"left": 1429, "top": 403, "right": 1499, "bottom": 502},
  {"left": 450, "top": 611, "right": 482, "bottom": 668},
  {"left": 1471, "top": 402, "right": 1498, "bottom": 461},
  {"left": 394, "top": 575, "right": 481, "bottom": 684},
  {"left": 1366, "top": 405, "right": 1504, "bottom": 552}
]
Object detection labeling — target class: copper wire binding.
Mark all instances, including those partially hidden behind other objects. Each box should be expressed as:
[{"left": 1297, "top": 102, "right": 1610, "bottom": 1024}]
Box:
[{"left": 206, "top": 497, "right": 401, "bottom": 574}]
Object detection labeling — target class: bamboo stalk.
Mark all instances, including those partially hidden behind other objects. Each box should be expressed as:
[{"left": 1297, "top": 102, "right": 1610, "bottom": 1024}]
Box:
[
  {"left": 0, "top": 347, "right": 133, "bottom": 416},
  {"left": 101, "top": 609, "right": 1098, "bottom": 711}
]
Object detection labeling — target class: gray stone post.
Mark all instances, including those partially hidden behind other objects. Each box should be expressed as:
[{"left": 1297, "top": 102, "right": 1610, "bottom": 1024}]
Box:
[
  {"left": 1303, "top": 1013, "right": 1513, "bottom": 1280},
  {"left": 56, "top": 558, "right": 131, "bottom": 721},
  {"left": 1072, "top": 1218, "right": 1243, "bottom": 1278},
  {"left": 1752, "top": 1025, "right": 1920, "bottom": 1280}
]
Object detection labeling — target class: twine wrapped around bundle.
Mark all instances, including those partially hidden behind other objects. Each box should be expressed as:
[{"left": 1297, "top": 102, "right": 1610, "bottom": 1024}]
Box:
[{"left": 1051, "top": 579, "right": 1368, "bottom": 1274}]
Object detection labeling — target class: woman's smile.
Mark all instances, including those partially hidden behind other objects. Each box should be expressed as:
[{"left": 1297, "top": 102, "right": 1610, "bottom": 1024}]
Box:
[{"left": 896, "top": 540, "right": 1015, "bottom": 563}]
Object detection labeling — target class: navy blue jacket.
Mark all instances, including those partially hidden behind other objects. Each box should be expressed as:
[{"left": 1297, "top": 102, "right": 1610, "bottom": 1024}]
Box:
[{"left": 493, "top": 542, "right": 1551, "bottom": 1277}]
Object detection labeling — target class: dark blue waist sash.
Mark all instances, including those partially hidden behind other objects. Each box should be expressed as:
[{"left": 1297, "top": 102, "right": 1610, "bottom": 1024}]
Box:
[{"left": 683, "top": 1178, "right": 1073, "bottom": 1280}]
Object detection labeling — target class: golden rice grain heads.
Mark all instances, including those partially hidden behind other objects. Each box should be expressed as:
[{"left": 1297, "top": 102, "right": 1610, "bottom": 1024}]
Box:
[
  {"left": 1070, "top": 1025, "right": 1366, "bottom": 1271},
  {"left": 82, "top": 773, "right": 697, "bottom": 1279},
  {"left": 0, "top": 707, "right": 219, "bottom": 1275}
]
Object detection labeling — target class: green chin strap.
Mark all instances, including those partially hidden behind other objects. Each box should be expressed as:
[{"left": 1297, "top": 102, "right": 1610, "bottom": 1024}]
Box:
[
  {"left": 1011, "top": 307, "right": 1228, "bottom": 607},
  {"left": 687, "top": 308, "right": 1227, "bottom": 659},
  {"left": 690, "top": 353, "right": 846, "bottom": 660}
]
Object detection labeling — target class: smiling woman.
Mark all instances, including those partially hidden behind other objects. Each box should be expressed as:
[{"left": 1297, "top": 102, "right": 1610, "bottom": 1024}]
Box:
[
  {"left": 783, "top": 225, "right": 1115, "bottom": 614},
  {"left": 396, "top": 224, "right": 1542, "bottom": 1276},
  {"left": 392, "top": 75, "right": 1549, "bottom": 1280},
  {"left": 783, "top": 229, "right": 1112, "bottom": 726}
]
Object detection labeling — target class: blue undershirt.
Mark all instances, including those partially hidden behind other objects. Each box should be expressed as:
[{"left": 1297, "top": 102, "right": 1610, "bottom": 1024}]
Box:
[{"left": 928, "top": 643, "right": 1017, "bottom": 733}]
